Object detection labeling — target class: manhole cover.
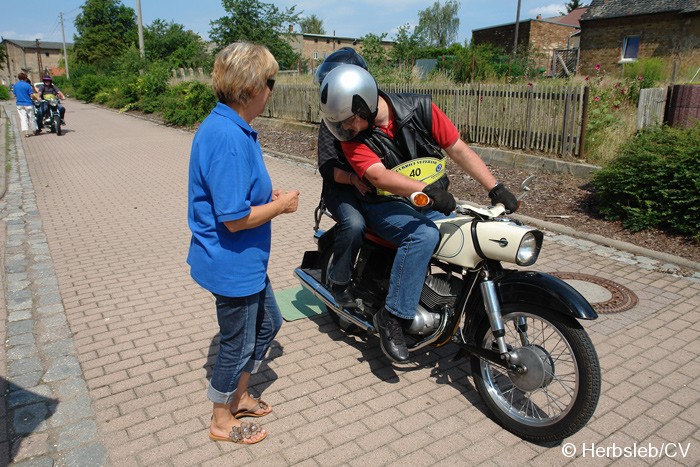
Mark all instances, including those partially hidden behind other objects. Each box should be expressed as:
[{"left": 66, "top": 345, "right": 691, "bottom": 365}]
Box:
[{"left": 548, "top": 272, "right": 638, "bottom": 314}]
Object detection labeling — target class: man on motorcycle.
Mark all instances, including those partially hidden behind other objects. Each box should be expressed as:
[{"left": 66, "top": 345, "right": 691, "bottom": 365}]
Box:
[
  {"left": 319, "top": 65, "right": 518, "bottom": 363},
  {"left": 36, "top": 75, "right": 66, "bottom": 131},
  {"left": 314, "top": 48, "right": 372, "bottom": 309}
]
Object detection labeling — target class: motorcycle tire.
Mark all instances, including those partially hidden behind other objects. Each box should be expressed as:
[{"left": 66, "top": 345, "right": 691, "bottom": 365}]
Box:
[
  {"left": 319, "top": 248, "right": 363, "bottom": 334},
  {"left": 55, "top": 115, "right": 62, "bottom": 136},
  {"left": 470, "top": 303, "right": 600, "bottom": 443}
]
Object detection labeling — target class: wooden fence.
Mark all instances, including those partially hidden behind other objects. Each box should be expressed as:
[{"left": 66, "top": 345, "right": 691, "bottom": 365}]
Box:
[
  {"left": 637, "top": 87, "right": 668, "bottom": 130},
  {"left": 265, "top": 83, "right": 588, "bottom": 158}
]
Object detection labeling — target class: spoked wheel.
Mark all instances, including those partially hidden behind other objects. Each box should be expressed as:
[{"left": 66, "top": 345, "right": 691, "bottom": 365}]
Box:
[
  {"left": 471, "top": 304, "right": 600, "bottom": 442},
  {"left": 320, "top": 248, "right": 362, "bottom": 333}
]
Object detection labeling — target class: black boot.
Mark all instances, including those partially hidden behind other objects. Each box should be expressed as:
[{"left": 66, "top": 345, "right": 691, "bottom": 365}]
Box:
[
  {"left": 373, "top": 308, "right": 408, "bottom": 363},
  {"left": 330, "top": 283, "right": 357, "bottom": 309}
]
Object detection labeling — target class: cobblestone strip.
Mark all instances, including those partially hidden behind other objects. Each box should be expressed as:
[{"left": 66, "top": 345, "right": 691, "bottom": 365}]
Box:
[{"left": 1, "top": 103, "right": 108, "bottom": 466}]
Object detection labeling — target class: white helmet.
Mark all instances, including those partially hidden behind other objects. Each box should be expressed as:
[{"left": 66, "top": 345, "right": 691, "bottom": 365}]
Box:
[{"left": 319, "top": 64, "right": 378, "bottom": 141}]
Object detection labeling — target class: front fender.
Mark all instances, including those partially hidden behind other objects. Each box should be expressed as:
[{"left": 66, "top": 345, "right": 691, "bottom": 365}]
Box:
[{"left": 496, "top": 271, "right": 598, "bottom": 320}]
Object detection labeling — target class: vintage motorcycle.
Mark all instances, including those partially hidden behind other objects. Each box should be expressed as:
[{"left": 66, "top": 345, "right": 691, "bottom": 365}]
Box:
[
  {"left": 294, "top": 179, "right": 601, "bottom": 443},
  {"left": 35, "top": 95, "right": 62, "bottom": 136}
]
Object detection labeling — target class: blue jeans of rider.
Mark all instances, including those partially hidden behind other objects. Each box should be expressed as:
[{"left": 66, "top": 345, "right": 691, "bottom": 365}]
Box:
[
  {"left": 324, "top": 188, "right": 366, "bottom": 286},
  {"left": 361, "top": 201, "right": 446, "bottom": 320},
  {"left": 208, "top": 277, "right": 283, "bottom": 405}
]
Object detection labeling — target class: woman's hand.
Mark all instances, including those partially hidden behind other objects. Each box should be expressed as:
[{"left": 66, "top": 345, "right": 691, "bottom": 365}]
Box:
[{"left": 274, "top": 189, "right": 300, "bottom": 214}]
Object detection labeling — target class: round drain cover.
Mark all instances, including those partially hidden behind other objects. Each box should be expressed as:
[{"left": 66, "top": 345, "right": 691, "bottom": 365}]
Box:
[{"left": 548, "top": 272, "right": 638, "bottom": 314}]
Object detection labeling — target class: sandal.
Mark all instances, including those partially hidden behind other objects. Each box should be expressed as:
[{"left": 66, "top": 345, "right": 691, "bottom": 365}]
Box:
[
  {"left": 209, "top": 421, "right": 267, "bottom": 444},
  {"left": 232, "top": 398, "right": 272, "bottom": 419}
]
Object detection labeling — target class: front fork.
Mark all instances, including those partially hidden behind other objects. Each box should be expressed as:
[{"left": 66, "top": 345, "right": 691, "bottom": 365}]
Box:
[{"left": 479, "top": 273, "right": 529, "bottom": 370}]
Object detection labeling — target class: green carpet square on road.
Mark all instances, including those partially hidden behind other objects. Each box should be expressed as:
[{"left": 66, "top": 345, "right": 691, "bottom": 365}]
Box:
[{"left": 275, "top": 286, "right": 326, "bottom": 321}]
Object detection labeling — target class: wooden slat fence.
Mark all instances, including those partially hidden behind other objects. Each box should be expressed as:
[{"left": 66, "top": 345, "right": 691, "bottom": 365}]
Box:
[
  {"left": 265, "top": 83, "right": 587, "bottom": 158},
  {"left": 637, "top": 87, "right": 668, "bottom": 130}
]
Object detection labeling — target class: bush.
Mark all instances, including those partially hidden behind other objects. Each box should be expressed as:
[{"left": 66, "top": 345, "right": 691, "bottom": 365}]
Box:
[
  {"left": 76, "top": 74, "right": 105, "bottom": 102},
  {"left": 0, "top": 84, "right": 10, "bottom": 101},
  {"left": 137, "top": 63, "right": 171, "bottom": 113},
  {"left": 591, "top": 124, "right": 700, "bottom": 240},
  {"left": 161, "top": 81, "right": 216, "bottom": 127}
]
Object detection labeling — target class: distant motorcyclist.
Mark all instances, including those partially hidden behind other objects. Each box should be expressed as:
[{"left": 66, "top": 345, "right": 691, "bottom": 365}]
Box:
[{"left": 36, "top": 75, "right": 66, "bottom": 131}]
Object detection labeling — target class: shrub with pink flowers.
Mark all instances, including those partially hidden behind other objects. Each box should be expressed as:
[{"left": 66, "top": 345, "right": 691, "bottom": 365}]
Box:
[{"left": 584, "top": 63, "right": 656, "bottom": 162}]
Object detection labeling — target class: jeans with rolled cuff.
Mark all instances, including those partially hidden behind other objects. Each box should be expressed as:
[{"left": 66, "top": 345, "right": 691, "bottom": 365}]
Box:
[{"left": 207, "top": 277, "right": 282, "bottom": 405}]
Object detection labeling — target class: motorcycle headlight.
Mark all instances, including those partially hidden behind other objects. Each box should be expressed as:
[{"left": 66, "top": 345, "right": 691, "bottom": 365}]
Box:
[{"left": 516, "top": 231, "right": 542, "bottom": 266}]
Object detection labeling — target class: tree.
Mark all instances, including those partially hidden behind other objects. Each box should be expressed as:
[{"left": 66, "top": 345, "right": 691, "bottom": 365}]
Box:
[
  {"left": 360, "top": 33, "right": 388, "bottom": 70},
  {"left": 390, "top": 24, "right": 422, "bottom": 69},
  {"left": 299, "top": 15, "right": 325, "bottom": 34},
  {"left": 144, "top": 19, "right": 210, "bottom": 68},
  {"left": 563, "top": 0, "right": 586, "bottom": 14},
  {"left": 209, "top": 0, "right": 301, "bottom": 69},
  {"left": 414, "top": 0, "right": 460, "bottom": 48},
  {"left": 73, "top": 0, "right": 138, "bottom": 66}
]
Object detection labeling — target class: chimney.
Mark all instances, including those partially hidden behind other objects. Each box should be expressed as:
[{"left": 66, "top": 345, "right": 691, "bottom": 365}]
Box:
[{"left": 536, "top": 14, "right": 542, "bottom": 20}]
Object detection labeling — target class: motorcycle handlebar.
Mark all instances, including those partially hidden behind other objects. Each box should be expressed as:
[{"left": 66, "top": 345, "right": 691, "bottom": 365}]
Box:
[{"left": 409, "top": 192, "right": 508, "bottom": 218}]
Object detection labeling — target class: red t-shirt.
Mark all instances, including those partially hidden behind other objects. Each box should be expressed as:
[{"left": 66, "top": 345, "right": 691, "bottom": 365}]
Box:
[{"left": 341, "top": 102, "right": 459, "bottom": 178}]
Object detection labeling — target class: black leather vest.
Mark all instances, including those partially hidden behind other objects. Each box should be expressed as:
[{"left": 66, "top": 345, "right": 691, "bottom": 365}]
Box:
[{"left": 355, "top": 91, "right": 450, "bottom": 202}]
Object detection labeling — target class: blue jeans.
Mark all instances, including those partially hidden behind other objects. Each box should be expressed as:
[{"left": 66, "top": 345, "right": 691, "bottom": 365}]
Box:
[
  {"left": 361, "top": 200, "right": 445, "bottom": 320},
  {"left": 208, "top": 277, "right": 282, "bottom": 404},
  {"left": 324, "top": 188, "right": 366, "bottom": 286}
]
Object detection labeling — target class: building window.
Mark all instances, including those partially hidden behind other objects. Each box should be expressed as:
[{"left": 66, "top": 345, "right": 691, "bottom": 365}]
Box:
[
  {"left": 322, "top": 51, "right": 327, "bottom": 59},
  {"left": 622, "top": 35, "right": 640, "bottom": 61},
  {"left": 45, "top": 52, "right": 50, "bottom": 57},
  {"left": 313, "top": 51, "right": 318, "bottom": 60}
]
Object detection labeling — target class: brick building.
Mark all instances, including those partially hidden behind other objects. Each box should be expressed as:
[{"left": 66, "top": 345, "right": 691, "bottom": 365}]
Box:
[
  {"left": 471, "top": 9, "right": 585, "bottom": 75},
  {"left": 1, "top": 38, "right": 70, "bottom": 87},
  {"left": 285, "top": 31, "right": 394, "bottom": 75},
  {"left": 578, "top": 0, "right": 700, "bottom": 79}
]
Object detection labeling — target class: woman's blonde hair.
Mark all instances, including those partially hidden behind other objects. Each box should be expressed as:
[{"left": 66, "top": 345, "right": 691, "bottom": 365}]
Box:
[{"left": 213, "top": 42, "right": 279, "bottom": 105}]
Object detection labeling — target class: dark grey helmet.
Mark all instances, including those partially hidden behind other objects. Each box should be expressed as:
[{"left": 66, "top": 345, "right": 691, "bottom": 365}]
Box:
[
  {"left": 313, "top": 47, "right": 368, "bottom": 86},
  {"left": 319, "top": 64, "right": 378, "bottom": 141}
]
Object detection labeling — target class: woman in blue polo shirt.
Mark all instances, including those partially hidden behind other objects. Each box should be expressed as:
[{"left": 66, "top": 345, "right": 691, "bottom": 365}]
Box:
[
  {"left": 13, "top": 72, "right": 37, "bottom": 137},
  {"left": 187, "top": 42, "right": 300, "bottom": 445}
]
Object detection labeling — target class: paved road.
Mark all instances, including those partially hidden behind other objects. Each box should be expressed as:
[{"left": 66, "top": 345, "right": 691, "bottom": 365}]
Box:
[{"left": 1, "top": 100, "right": 699, "bottom": 466}]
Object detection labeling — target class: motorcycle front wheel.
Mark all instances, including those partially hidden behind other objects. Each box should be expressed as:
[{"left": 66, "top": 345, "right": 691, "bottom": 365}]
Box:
[
  {"left": 471, "top": 304, "right": 600, "bottom": 443},
  {"left": 54, "top": 114, "right": 62, "bottom": 136}
]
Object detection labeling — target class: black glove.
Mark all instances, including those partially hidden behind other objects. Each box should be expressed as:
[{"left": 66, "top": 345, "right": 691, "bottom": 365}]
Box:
[
  {"left": 488, "top": 183, "right": 519, "bottom": 213},
  {"left": 423, "top": 184, "right": 456, "bottom": 215}
]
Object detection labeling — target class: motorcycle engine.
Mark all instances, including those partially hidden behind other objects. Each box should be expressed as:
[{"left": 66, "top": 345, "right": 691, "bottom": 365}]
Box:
[{"left": 406, "top": 273, "right": 461, "bottom": 335}]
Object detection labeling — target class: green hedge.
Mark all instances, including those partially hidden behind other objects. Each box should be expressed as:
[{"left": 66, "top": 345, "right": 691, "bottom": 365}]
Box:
[
  {"left": 160, "top": 81, "right": 216, "bottom": 127},
  {"left": 591, "top": 124, "right": 700, "bottom": 240},
  {"left": 0, "top": 84, "right": 10, "bottom": 101}
]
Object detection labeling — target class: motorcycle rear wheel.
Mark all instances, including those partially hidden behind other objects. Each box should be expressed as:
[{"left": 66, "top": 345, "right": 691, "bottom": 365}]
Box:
[
  {"left": 54, "top": 114, "right": 62, "bottom": 136},
  {"left": 471, "top": 304, "right": 600, "bottom": 442}
]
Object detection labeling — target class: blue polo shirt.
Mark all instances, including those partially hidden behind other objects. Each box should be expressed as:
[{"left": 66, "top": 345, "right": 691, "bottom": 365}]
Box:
[
  {"left": 187, "top": 102, "right": 273, "bottom": 297},
  {"left": 14, "top": 81, "right": 34, "bottom": 106}
]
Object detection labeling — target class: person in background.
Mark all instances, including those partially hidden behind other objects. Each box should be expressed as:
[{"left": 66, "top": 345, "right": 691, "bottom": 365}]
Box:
[
  {"left": 314, "top": 48, "right": 371, "bottom": 309},
  {"left": 13, "top": 72, "right": 37, "bottom": 137},
  {"left": 320, "top": 65, "right": 518, "bottom": 363},
  {"left": 36, "top": 75, "right": 66, "bottom": 131},
  {"left": 187, "top": 41, "right": 299, "bottom": 445}
]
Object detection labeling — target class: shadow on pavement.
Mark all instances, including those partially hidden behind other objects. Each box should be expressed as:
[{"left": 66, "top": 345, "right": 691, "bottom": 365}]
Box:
[{"left": 2, "top": 377, "right": 58, "bottom": 463}]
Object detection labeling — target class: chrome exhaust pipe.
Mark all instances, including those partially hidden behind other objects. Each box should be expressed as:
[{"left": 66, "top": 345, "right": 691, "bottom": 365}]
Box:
[{"left": 293, "top": 268, "right": 374, "bottom": 331}]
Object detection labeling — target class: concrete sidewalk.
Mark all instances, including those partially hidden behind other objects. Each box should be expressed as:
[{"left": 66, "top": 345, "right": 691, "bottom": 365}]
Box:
[{"left": 1, "top": 100, "right": 699, "bottom": 466}]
